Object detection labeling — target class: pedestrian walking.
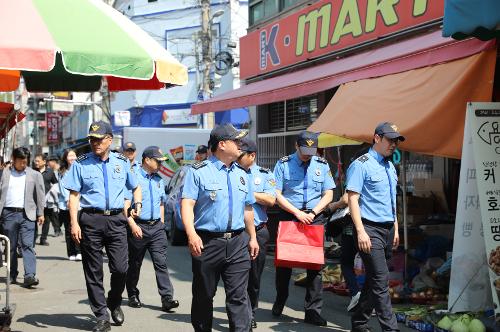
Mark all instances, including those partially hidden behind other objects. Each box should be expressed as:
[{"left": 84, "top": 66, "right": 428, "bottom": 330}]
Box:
[
  {"left": 237, "top": 137, "right": 276, "bottom": 329},
  {"left": 64, "top": 121, "right": 142, "bottom": 332},
  {"left": 0, "top": 147, "right": 45, "bottom": 287},
  {"left": 33, "top": 153, "right": 60, "bottom": 244},
  {"left": 346, "top": 122, "right": 403, "bottom": 332},
  {"left": 126, "top": 146, "right": 179, "bottom": 312},
  {"left": 181, "top": 123, "right": 258, "bottom": 332},
  {"left": 272, "top": 130, "right": 335, "bottom": 326},
  {"left": 57, "top": 149, "right": 81, "bottom": 261}
]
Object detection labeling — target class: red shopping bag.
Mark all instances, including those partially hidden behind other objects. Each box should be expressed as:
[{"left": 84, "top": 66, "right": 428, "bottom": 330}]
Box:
[{"left": 275, "top": 221, "right": 325, "bottom": 270}]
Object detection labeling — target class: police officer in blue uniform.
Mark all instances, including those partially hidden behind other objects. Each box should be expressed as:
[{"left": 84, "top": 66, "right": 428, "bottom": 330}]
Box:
[
  {"left": 181, "top": 124, "right": 259, "bottom": 332},
  {"left": 272, "top": 131, "right": 335, "bottom": 326},
  {"left": 237, "top": 138, "right": 276, "bottom": 329},
  {"left": 125, "top": 146, "right": 179, "bottom": 312},
  {"left": 346, "top": 122, "right": 403, "bottom": 332},
  {"left": 64, "top": 121, "right": 142, "bottom": 332}
]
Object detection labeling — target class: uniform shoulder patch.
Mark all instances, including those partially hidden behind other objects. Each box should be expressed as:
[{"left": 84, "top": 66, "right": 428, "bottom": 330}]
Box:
[
  {"left": 357, "top": 154, "right": 369, "bottom": 163},
  {"left": 259, "top": 167, "right": 271, "bottom": 173},
  {"left": 116, "top": 153, "right": 127, "bottom": 161},
  {"left": 280, "top": 155, "right": 291, "bottom": 163},
  {"left": 192, "top": 161, "right": 207, "bottom": 170},
  {"left": 76, "top": 154, "right": 88, "bottom": 163},
  {"left": 316, "top": 157, "right": 327, "bottom": 164}
]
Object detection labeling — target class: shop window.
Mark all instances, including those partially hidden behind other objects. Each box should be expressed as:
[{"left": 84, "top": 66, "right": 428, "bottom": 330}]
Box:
[
  {"left": 266, "top": 95, "right": 318, "bottom": 133},
  {"left": 250, "top": 0, "right": 301, "bottom": 25}
]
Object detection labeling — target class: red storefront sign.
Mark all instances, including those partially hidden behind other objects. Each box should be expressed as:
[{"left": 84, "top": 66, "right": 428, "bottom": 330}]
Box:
[
  {"left": 46, "top": 113, "right": 60, "bottom": 143},
  {"left": 240, "top": 0, "right": 444, "bottom": 79}
]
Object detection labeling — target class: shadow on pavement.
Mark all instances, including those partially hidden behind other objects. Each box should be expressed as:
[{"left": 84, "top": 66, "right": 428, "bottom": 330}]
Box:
[
  {"left": 159, "top": 312, "right": 231, "bottom": 331},
  {"left": 17, "top": 313, "right": 95, "bottom": 330},
  {"left": 34, "top": 256, "right": 70, "bottom": 261}
]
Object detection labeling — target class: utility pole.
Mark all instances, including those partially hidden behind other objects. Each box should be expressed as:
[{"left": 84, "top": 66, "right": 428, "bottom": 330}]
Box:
[{"left": 200, "top": 0, "right": 212, "bottom": 128}]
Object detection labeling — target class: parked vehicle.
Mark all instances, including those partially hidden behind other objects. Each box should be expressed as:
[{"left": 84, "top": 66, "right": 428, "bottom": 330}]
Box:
[{"left": 164, "top": 165, "right": 190, "bottom": 246}]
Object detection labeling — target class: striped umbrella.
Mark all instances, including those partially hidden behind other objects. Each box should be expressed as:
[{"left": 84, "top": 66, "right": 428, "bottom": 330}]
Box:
[{"left": 0, "top": 0, "right": 187, "bottom": 92}]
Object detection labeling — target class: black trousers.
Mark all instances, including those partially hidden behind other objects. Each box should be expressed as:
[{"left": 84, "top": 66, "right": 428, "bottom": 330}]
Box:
[
  {"left": 34, "top": 207, "right": 55, "bottom": 244},
  {"left": 191, "top": 231, "right": 251, "bottom": 332},
  {"left": 341, "top": 233, "right": 359, "bottom": 297},
  {"left": 126, "top": 221, "right": 174, "bottom": 301},
  {"left": 59, "top": 210, "right": 80, "bottom": 257},
  {"left": 247, "top": 225, "right": 270, "bottom": 319},
  {"left": 80, "top": 211, "right": 128, "bottom": 321},
  {"left": 274, "top": 212, "right": 324, "bottom": 314},
  {"left": 352, "top": 221, "right": 398, "bottom": 332}
]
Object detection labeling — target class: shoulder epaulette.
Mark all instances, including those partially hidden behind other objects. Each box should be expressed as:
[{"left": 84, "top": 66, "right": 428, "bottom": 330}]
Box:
[
  {"left": 116, "top": 153, "right": 127, "bottom": 161},
  {"left": 192, "top": 161, "right": 207, "bottom": 170},
  {"left": 259, "top": 167, "right": 271, "bottom": 173},
  {"left": 280, "top": 155, "right": 291, "bottom": 163},
  {"left": 76, "top": 154, "right": 88, "bottom": 163},
  {"left": 316, "top": 156, "right": 328, "bottom": 164},
  {"left": 357, "top": 155, "right": 369, "bottom": 163},
  {"left": 236, "top": 163, "right": 247, "bottom": 172}
]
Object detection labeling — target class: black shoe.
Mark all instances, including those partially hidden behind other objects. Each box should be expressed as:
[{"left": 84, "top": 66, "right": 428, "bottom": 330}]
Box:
[
  {"left": 54, "top": 231, "right": 62, "bottom": 237},
  {"left": 128, "top": 295, "right": 142, "bottom": 308},
  {"left": 10, "top": 277, "right": 17, "bottom": 284},
  {"left": 251, "top": 319, "right": 257, "bottom": 328},
  {"left": 272, "top": 302, "right": 284, "bottom": 317},
  {"left": 106, "top": 299, "right": 124, "bottom": 326},
  {"left": 93, "top": 320, "right": 111, "bottom": 332},
  {"left": 161, "top": 298, "right": 179, "bottom": 312},
  {"left": 351, "top": 326, "right": 372, "bottom": 332},
  {"left": 304, "top": 310, "right": 327, "bottom": 326},
  {"left": 39, "top": 240, "right": 49, "bottom": 246},
  {"left": 17, "top": 248, "right": 23, "bottom": 258},
  {"left": 23, "top": 276, "right": 39, "bottom": 288}
]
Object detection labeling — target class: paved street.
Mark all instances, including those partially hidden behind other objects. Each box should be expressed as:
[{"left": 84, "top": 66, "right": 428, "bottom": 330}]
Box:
[{"left": 1, "top": 233, "right": 413, "bottom": 331}]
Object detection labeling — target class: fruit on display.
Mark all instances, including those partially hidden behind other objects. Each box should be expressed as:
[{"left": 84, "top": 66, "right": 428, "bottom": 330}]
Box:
[{"left": 437, "top": 316, "right": 453, "bottom": 330}]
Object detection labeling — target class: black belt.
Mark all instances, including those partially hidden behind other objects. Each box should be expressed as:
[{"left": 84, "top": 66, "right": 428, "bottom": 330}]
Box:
[
  {"left": 5, "top": 207, "right": 24, "bottom": 212},
  {"left": 362, "top": 218, "right": 394, "bottom": 229},
  {"left": 255, "top": 223, "right": 267, "bottom": 231},
  {"left": 82, "top": 208, "right": 122, "bottom": 216},
  {"left": 136, "top": 218, "right": 161, "bottom": 225},
  {"left": 197, "top": 229, "right": 244, "bottom": 239}
]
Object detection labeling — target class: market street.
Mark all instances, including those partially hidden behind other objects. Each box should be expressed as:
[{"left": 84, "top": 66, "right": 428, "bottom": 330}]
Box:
[{"left": 2, "top": 234, "right": 414, "bottom": 331}]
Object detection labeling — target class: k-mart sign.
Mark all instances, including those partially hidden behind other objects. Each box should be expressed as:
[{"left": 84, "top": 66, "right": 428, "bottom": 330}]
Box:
[{"left": 240, "top": 0, "right": 444, "bottom": 79}]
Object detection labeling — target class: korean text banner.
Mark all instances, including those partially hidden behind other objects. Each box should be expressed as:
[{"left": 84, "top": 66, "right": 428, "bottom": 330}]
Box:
[{"left": 240, "top": 0, "right": 444, "bottom": 79}]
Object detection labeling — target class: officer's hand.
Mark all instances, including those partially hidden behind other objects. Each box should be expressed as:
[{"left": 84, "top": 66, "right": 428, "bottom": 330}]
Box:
[
  {"left": 357, "top": 231, "right": 372, "bottom": 253},
  {"left": 71, "top": 223, "right": 82, "bottom": 245},
  {"left": 37, "top": 216, "right": 45, "bottom": 225},
  {"left": 130, "top": 207, "right": 141, "bottom": 219},
  {"left": 248, "top": 238, "right": 259, "bottom": 260},
  {"left": 188, "top": 233, "right": 204, "bottom": 257},
  {"left": 393, "top": 232, "right": 400, "bottom": 249},
  {"left": 295, "top": 210, "right": 314, "bottom": 224},
  {"left": 131, "top": 224, "right": 143, "bottom": 239}
]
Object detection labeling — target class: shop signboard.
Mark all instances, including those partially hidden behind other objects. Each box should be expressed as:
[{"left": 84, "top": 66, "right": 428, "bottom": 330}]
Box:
[
  {"left": 46, "top": 113, "right": 60, "bottom": 144},
  {"left": 448, "top": 108, "right": 493, "bottom": 312},
  {"left": 162, "top": 108, "right": 198, "bottom": 126},
  {"left": 240, "top": 0, "right": 444, "bottom": 79},
  {"left": 469, "top": 102, "right": 500, "bottom": 316}
]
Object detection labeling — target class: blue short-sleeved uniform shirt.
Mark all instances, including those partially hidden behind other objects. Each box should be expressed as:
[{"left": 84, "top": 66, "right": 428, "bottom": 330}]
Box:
[
  {"left": 182, "top": 156, "right": 256, "bottom": 232},
  {"left": 346, "top": 148, "right": 397, "bottom": 223},
  {"left": 247, "top": 164, "right": 276, "bottom": 226},
  {"left": 124, "top": 161, "right": 141, "bottom": 201},
  {"left": 135, "top": 167, "right": 166, "bottom": 220},
  {"left": 273, "top": 152, "right": 335, "bottom": 210},
  {"left": 64, "top": 152, "right": 138, "bottom": 210}
]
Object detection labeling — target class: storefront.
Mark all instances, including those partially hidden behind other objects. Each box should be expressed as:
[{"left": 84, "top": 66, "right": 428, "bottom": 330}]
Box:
[{"left": 192, "top": 0, "right": 499, "bottom": 324}]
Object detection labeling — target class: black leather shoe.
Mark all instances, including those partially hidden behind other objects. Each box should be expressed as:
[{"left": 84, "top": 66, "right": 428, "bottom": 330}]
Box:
[
  {"left": 351, "top": 326, "right": 372, "bottom": 332},
  {"left": 93, "top": 320, "right": 111, "bottom": 332},
  {"left": 304, "top": 310, "right": 327, "bottom": 326},
  {"left": 161, "top": 298, "right": 179, "bottom": 312},
  {"left": 39, "top": 240, "right": 49, "bottom": 246},
  {"left": 128, "top": 295, "right": 142, "bottom": 308},
  {"left": 23, "top": 276, "right": 39, "bottom": 288},
  {"left": 272, "top": 302, "right": 284, "bottom": 317},
  {"left": 251, "top": 319, "right": 257, "bottom": 328},
  {"left": 106, "top": 298, "right": 124, "bottom": 326},
  {"left": 10, "top": 277, "right": 17, "bottom": 285}
]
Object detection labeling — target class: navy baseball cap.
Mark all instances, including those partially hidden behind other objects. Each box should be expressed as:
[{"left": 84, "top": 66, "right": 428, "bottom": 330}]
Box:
[
  {"left": 142, "top": 146, "right": 167, "bottom": 161},
  {"left": 209, "top": 124, "right": 247, "bottom": 147},
  {"left": 123, "top": 142, "right": 136, "bottom": 151},
  {"left": 240, "top": 137, "right": 257, "bottom": 153},
  {"left": 296, "top": 131, "right": 319, "bottom": 156},
  {"left": 374, "top": 122, "right": 405, "bottom": 141},
  {"left": 196, "top": 145, "right": 208, "bottom": 154},
  {"left": 88, "top": 121, "right": 113, "bottom": 138}
]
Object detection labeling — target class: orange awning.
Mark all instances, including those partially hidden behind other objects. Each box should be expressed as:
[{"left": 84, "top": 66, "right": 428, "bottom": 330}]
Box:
[
  {"left": 0, "top": 70, "right": 20, "bottom": 91},
  {"left": 308, "top": 49, "right": 496, "bottom": 159}
]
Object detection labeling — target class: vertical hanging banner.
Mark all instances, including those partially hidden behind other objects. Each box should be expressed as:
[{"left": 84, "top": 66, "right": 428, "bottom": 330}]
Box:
[
  {"left": 448, "top": 109, "right": 493, "bottom": 312},
  {"left": 46, "top": 113, "right": 60, "bottom": 143},
  {"left": 469, "top": 102, "right": 500, "bottom": 316}
]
